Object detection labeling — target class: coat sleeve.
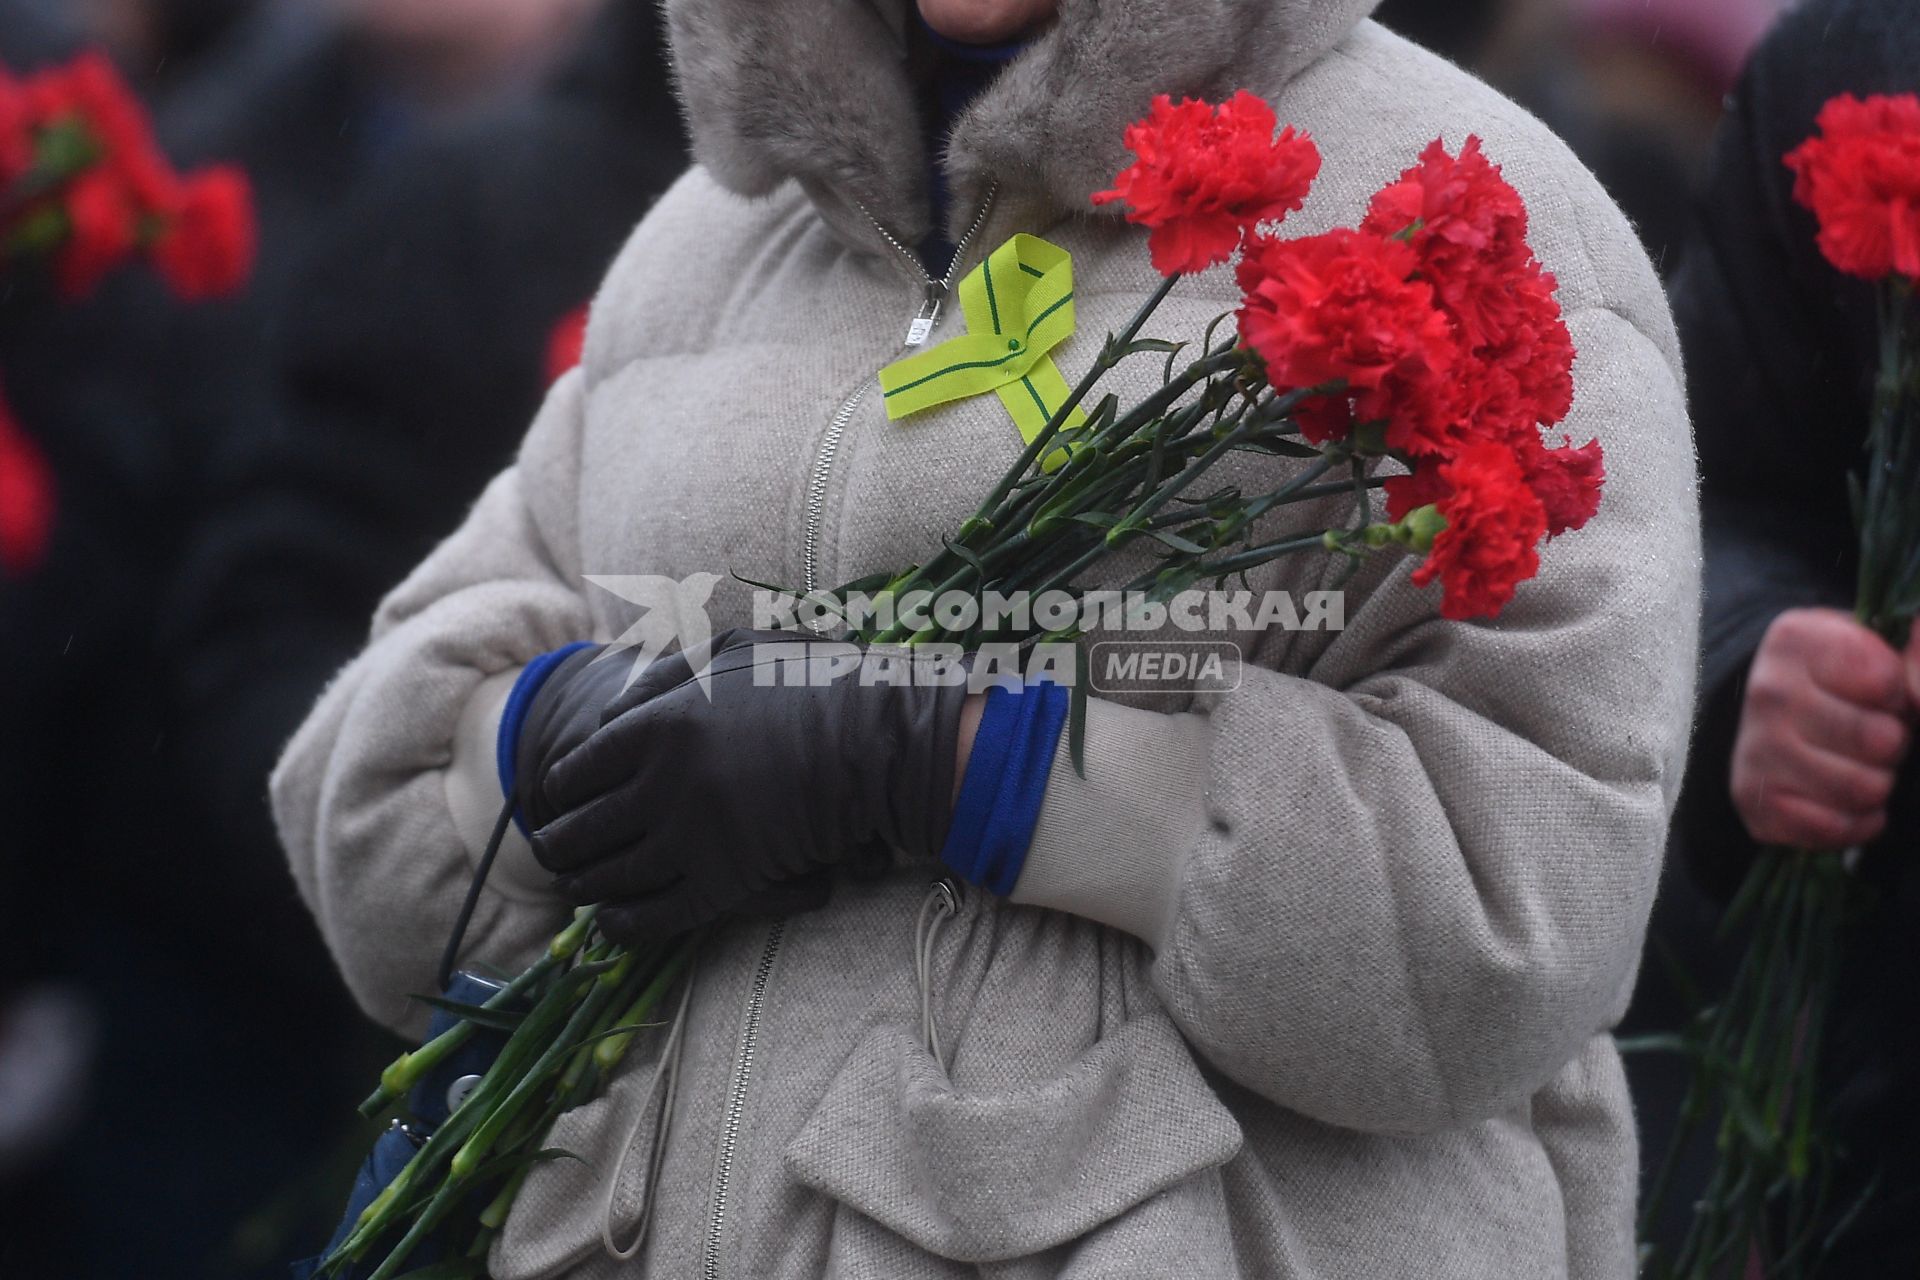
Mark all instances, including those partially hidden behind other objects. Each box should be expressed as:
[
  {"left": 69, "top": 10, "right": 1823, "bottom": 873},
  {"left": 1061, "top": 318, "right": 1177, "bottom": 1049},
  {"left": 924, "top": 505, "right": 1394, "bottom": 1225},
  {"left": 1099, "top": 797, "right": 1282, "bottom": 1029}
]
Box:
[
  {"left": 1011, "top": 306, "right": 1700, "bottom": 1135},
  {"left": 269, "top": 371, "right": 596, "bottom": 1038}
]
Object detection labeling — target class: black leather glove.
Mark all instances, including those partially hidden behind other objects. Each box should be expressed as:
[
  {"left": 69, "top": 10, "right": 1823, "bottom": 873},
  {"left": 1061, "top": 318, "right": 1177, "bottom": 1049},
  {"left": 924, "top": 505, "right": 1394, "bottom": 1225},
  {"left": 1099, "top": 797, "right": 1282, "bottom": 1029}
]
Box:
[
  {"left": 512, "top": 642, "right": 835, "bottom": 927},
  {"left": 515, "top": 630, "right": 970, "bottom": 942}
]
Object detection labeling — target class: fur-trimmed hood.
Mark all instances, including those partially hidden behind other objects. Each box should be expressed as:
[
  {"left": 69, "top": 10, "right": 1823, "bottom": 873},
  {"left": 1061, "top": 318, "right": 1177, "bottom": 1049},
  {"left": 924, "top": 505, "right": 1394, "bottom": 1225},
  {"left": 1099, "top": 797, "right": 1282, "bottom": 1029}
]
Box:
[{"left": 663, "top": 0, "right": 1384, "bottom": 253}]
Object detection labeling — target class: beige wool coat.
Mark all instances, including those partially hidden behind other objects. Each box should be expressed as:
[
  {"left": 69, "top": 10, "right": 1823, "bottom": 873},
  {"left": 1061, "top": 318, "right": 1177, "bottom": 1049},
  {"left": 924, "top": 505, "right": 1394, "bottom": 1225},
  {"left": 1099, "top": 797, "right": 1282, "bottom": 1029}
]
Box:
[{"left": 271, "top": 0, "right": 1702, "bottom": 1275}]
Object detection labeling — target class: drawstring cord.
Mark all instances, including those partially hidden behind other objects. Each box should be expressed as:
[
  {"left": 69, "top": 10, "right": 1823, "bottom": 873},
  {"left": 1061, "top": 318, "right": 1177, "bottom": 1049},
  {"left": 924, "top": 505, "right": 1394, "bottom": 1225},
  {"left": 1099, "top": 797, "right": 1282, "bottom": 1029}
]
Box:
[
  {"left": 914, "top": 878, "right": 963, "bottom": 1071},
  {"left": 436, "top": 793, "right": 696, "bottom": 1265},
  {"left": 600, "top": 955, "right": 696, "bottom": 1262},
  {"left": 439, "top": 796, "right": 518, "bottom": 992}
]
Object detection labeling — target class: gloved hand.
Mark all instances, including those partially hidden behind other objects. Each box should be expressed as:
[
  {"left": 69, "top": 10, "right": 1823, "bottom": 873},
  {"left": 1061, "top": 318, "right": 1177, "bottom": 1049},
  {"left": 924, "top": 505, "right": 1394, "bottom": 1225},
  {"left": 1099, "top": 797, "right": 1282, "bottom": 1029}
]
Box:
[
  {"left": 514, "top": 629, "right": 971, "bottom": 942},
  {"left": 509, "top": 642, "right": 837, "bottom": 925}
]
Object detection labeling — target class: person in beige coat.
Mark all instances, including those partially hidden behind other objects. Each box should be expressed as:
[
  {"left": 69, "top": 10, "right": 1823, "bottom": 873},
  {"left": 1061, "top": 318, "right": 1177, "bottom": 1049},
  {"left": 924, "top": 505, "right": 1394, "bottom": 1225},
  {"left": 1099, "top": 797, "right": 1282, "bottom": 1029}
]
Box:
[{"left": 271, "top": 0, "right": 1700, "bottom": 1275}]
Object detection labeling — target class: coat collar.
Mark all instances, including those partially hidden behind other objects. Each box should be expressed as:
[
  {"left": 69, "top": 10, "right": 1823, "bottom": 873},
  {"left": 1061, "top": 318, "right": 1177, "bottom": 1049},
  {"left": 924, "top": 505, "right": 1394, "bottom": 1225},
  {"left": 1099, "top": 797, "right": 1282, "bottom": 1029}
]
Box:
[{"left": 663, "top": 0, "right": 1384, "bottom": 260}]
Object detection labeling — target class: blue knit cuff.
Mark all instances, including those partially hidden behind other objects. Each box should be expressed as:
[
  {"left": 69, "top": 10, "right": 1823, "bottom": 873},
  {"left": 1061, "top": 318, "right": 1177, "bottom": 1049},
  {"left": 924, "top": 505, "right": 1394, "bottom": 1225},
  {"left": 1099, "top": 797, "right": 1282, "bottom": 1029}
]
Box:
[
  {"left": 496, "top": 642, "right": 596, "bottom": 831},
  {"left": 939, "top": 681, "right": 1070, "bottom": 896}
]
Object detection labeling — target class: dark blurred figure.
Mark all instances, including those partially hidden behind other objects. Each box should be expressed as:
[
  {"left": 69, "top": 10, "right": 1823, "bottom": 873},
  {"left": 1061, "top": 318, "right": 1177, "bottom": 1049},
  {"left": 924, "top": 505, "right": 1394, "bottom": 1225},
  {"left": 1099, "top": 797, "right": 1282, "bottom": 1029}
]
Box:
[
  {"left": 160, "top": 0, "right": 683, "bottom": 1268},
  {"left": 0, "top": 0, "right": 682, "bottom": 1275},
  {"left": 1656, "top": 0, "right": 1920, "bottom": 1271},
  {"left": 1373, "top": 0, "right": 1504, "bottom": 66},
  {"left": 1377, "top": 0, "right": 1764, "bottom": 276},
  {"left": 73, "top": 0, "right": 258, "bottom": 92},
  {"left": 164, "top": 0, "right": 687, "bottom": 982}
]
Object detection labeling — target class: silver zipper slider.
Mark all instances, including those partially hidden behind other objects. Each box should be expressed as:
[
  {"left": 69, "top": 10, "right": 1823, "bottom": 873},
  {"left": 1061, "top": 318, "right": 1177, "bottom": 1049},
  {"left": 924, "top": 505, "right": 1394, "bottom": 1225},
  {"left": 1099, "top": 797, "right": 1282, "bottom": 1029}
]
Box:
[{"left": 905, "top": 282, "right": 943, "bottom": 348}]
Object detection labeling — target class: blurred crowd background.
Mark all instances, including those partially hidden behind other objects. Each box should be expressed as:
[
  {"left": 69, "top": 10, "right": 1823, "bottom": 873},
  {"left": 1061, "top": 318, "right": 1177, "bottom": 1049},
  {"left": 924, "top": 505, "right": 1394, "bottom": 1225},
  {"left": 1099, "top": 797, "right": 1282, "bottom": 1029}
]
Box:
[{"left": 0, "top": 0, "right": 1800, "bottom": 1275}]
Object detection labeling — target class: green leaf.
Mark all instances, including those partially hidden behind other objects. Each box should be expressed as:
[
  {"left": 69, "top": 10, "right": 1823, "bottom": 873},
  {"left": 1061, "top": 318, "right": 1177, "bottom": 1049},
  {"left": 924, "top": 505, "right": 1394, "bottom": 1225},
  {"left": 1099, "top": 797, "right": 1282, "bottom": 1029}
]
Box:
[
  {"left": 1088, "top": 392, "right": 1120, "bottom": 429},
  {"left": 1173, "top": 486, "right": 1240, "bottom": 511},
  {"left": 943, "top": 535, "right": 990, "bottom": 581},
  {"left": 1149, "top": 529, "right": 1209, "bottom": 555},
  {"left": 1200, "top": 310, "right": 1236, "bottom": 358},
  {"left": 1238, "top": 437, "right": 1324, "bottom": 459},
  {"left": 729, "top": 570, "right": 801, "bottom": 598}
]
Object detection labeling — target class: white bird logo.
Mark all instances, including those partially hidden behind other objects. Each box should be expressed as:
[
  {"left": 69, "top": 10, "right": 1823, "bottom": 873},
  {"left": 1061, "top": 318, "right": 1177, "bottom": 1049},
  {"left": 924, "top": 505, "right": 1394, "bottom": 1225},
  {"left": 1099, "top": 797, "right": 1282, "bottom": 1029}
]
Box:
[{"left": 583, "top": 572, "right": 725, "bottom": 695}]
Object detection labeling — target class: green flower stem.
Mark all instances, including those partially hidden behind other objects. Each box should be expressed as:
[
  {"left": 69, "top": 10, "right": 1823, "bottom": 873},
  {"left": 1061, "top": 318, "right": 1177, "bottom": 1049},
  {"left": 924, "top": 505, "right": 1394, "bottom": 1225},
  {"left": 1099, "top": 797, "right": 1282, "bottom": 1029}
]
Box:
[
  {"left": 1648, "top": 846, "right": 1855, "bottom": 1280},
  {"left": 1107, "top": 421, "right": 1262, "bottom": 544},
  {"left": 478, "top": 1164, "right": 534, "bottom": 1232},
  {"left": 1245, "top": 472, "right": 1387, "bottom": 511},
  {"left": 868, "top": 428, "right": 1222, "bottom": 645},
  {"left": 1006, "top": 418, "right": 1259, "bottom": 602},
  {"left": 332, "top": 956, "right": 611, "bottom": 1264},
  {"left": 959, "top": 272, "right": 1183, "bottom": 533},
  {"left": 550, "top": 907, "right": 599, "bottom": 961},
  {"left": 595, "top": 942, "right": 694, "bottom": 1072},
  {"left": 1150, "top": 530, "right": 1338, "bottom": 583},
  {"left": 448, "top": 970, "right": 625, "bottom": 1182},
  {"left": 364, "top": 1174, "right": 471, "bottom": 1280},
  {"left": 889, "top": 337, "right": 1237, "bottom": 614},
  {"left": 360, "top": 919, "right": 584, "bottom": 1118}
]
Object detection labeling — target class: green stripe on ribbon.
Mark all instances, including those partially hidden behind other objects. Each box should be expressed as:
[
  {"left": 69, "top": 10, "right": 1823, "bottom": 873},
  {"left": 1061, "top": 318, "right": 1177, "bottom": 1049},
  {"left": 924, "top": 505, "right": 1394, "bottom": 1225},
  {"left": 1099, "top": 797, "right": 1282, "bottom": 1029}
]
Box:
[{"left": 880, "top": 234, "right": 1087, "bottom": 461}]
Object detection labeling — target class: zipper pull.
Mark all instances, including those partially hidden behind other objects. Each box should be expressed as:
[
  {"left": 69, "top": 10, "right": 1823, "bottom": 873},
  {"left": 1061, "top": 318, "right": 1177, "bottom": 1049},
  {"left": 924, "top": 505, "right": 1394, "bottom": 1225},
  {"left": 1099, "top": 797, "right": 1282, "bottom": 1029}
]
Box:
[{"left": 904, "top": 282, "right": 943, "bottom": 348}]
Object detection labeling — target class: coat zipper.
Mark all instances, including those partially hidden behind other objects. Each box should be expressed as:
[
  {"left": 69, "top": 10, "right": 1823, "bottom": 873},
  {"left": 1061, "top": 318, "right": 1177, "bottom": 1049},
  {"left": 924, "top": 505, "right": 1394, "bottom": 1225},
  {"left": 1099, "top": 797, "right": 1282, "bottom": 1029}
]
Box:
[
  {"left": 701, "top": 919, "right": 783, "bottom": 1280},
  {"left": 802, "top": 185, "right": 999, "bottom": 595},
  {"left": 699, "top": 188, "right": 1000, "bottom": 1280}
]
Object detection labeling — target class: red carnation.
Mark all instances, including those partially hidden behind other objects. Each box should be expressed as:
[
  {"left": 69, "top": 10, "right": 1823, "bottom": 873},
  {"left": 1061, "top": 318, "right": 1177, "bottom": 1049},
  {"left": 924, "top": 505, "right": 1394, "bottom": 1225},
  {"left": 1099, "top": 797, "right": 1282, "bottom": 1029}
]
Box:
[
  {"left": 0, "top": 392, "right": 54, "bottom": 578},
  {"left": 1365, "top": 137, "right": 1532, "bottom": 306},
  {"left": 1388, "top": 431, "right": 1600, "bottom": 561},
  {"left": 1237, "top": 227, "right": 1459, "bottom": 449},
  {"left": 1367, "top": 137, "right": 1576, "bottom": 445},
  {"left": 1094, "top": 91, "right": 1322, "bottom": 277},
  {"left": 1786, "top": 93, "right": 1920, "bottom": 281},
  {"left": 1411, "top": 440, "right": 1547, "bottom": 621},
  {"left": 55, "top": 166, "right": 139, "bottom": 299},
  {"left": 56, "top": 52, "right": 178, "bottom": 212},
  {"left": 149, "top": 166, "right": 256, "bottom": 300},
  {"left": 1520, "top": 435, "right": 1605, "bottom": 537},
  {"left": 545, "top": 303, "right": 590, "bottom": 385}
]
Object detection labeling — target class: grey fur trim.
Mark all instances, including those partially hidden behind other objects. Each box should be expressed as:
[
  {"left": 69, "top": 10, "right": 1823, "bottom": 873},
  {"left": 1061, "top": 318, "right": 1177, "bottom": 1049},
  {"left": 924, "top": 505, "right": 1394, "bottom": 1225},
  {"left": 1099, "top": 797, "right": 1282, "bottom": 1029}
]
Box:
[{"left": 663, "top": 0, "right": 1384, "bottom": 243}]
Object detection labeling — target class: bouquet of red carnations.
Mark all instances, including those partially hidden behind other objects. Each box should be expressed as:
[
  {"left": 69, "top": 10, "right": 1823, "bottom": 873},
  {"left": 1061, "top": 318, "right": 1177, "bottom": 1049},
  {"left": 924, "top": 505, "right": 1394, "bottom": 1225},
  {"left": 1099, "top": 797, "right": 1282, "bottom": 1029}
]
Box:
[
  {"left": 1639, "top": 92, "right": 1920, "bottom": 1280},
  {"left": 322, "top": 92, "right": 1603, "bottom": 1278},
  {"left": 1, "top": 50, "right": 255, "bottom": 300},
  {"left": 0, "top": 52, "right": 260, "bottom": 581}
]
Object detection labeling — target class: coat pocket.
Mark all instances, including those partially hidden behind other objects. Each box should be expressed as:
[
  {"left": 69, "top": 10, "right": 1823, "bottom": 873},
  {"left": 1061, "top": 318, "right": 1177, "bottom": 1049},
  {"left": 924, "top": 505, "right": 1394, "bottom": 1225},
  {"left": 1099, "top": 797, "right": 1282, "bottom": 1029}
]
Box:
[{"left": 783, "top": 1010, "right": 1244, "bottom": 1266}]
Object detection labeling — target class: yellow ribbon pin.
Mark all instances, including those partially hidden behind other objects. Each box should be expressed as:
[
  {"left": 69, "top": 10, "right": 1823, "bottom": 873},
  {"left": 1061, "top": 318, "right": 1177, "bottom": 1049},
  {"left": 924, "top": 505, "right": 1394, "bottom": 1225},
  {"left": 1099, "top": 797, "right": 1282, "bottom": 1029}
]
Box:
[{"left": 879, "top": 233, "right": 1087, "bottom": 462}]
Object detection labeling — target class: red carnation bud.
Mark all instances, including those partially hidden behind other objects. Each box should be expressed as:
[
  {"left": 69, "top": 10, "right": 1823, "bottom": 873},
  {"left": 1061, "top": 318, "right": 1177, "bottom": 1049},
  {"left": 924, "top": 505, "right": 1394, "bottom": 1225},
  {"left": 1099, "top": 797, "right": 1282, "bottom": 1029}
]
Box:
[
  {"left": 1093, "top": 91, "right": 1322, "bottom": 277},
  {"left": 150, "top": 165, "right": 256, "bottom": 301}
]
